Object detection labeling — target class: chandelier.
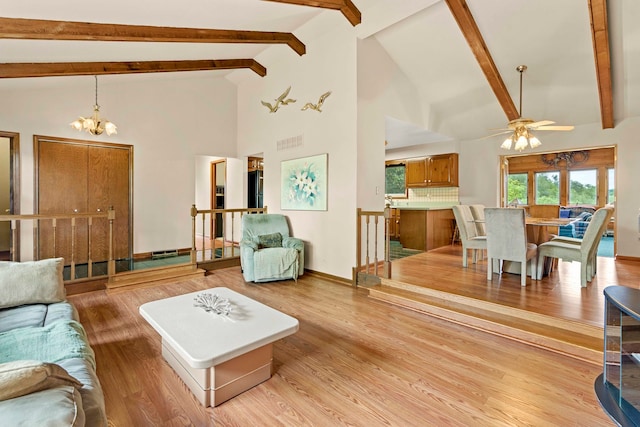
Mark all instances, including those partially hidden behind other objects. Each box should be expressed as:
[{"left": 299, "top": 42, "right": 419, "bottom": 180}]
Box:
[{"left": 70, "top": 76, "right": 117, "bottom": 136}]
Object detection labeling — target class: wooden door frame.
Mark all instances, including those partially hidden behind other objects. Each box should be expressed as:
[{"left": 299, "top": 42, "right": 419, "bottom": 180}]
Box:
[
  {"left": 34, "top": 135, "right": 134, "bottom": 262},
  {"left": 0, "top": 131, "right": 20, "bottom": 260},
  {"left": 210, "top": 159, "right": 226, "bottom": 239}
]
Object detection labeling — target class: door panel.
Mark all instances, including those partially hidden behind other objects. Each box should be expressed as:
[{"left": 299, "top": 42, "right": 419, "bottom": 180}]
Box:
[
  {"left": 36, "top": 137, "right": 132, "bottom": 270},
  {"left": 38, "top": 141, "right": 89, "bottom": 262},
  {"left": 88, "top": 146, "right": 130, "bottom": 260}
]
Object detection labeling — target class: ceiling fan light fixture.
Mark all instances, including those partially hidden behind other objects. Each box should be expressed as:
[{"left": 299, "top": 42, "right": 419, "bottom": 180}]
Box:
[
  {"left": 529, "top": 134, "right": 542, "bottom": 148},
  {"left": 500, "top": 137, "right": 513, "bottom": 150},
  {"left": 514, "top": 134, "right": 529, "bottom": 151}
]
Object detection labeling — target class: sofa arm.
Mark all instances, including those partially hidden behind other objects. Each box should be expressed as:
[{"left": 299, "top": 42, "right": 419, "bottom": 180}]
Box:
[
  {"left": 558, "top": 224, "right": 575, "bottom": 238},
  {"left": 282, "top": 237, "right": 304, "bottom": 251},
  {"left": 239, "top": 238, "right": 258, "bottom": 251},
  {"left": 282, "top": 237, "right": 304, "bottom": 277}
]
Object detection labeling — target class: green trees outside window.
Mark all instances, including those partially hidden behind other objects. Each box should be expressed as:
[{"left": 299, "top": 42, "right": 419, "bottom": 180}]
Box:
[
  {"left": 385, "top": 164, "right": 406, "bottom": 195},
  {"left": 535, "top": 171, "right": 560, "bottom": 205},
  {"left": 507, "top": 173, "right": 527, "bottom": 205},
  {"left": 569, "top": 169, "right": 597, "bottom": 205}
]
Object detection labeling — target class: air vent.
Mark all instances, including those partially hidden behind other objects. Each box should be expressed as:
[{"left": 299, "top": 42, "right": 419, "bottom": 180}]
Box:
[{"left": 277, "top": 134, "right": 303, "bottom": 151}]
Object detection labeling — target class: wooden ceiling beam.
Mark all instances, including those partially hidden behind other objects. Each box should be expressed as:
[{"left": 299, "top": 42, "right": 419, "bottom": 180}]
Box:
[
  {"left": 264, "top": 0, "right": 361, "bottom": 26},
  {"left": 445, "top": 0, "right": 519, "bottom": 121},
  {"left": 0, "top": 17, "right": 305, "bottom": 56},
  {"left": 0, "top": 59, "right": 267, "bottom": 78},
  {"left": 588, "top": 0, "right": 614, "bottom": 129}
]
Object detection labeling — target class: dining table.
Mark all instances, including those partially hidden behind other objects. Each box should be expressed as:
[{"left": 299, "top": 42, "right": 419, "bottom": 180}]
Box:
[
  {"left": 492, "top": 216, "right": 574, "bottom": 278},
  {"left": 525, "top": 217, "right": 573, "bottom": 245}
]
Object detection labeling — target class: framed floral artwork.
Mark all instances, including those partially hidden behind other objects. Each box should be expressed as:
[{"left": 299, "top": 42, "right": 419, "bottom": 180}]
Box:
[{"left": 281, "top": 153, "right": 328, "bottom": 211}]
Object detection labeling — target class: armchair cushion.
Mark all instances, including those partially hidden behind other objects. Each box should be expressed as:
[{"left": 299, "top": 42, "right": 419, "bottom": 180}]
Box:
[{"left": 258, "top": 232, "right": 283, "bottom": 248}]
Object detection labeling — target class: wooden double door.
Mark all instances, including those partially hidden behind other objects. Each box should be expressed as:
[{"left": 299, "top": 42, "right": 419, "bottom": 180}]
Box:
[{"left": 35, "top": 136, "right": 132, "bottom": 266}]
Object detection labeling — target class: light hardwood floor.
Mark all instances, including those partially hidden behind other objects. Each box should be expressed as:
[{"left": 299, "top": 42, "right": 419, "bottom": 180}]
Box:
[{"left": 68, "top": 257, "right": 617, "bottom": 426}]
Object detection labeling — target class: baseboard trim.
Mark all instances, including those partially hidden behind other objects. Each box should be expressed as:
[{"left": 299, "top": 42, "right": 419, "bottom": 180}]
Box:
[
  {"left": 615, "top": 255, "right": 640, "bottom": 262},
  {"left": 305, "top": 269, "right": 352, "bottom": 287}
]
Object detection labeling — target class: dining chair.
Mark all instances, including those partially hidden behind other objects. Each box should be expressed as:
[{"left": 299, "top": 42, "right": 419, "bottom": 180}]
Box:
[
  {"left": 535, "top": 207, "right": 613, "bottom": 287},
  {"left": 452, "top": 205, "right": 487, "bottom": 268},
  {"left": 549, "top": 207, "right": 614, "bottom": 278},
  {"left": 469, "top": 204, "right": 486, "bottom": 236},
  {"left": 485, "top": 207, "right": 538, "bottom": 286}
]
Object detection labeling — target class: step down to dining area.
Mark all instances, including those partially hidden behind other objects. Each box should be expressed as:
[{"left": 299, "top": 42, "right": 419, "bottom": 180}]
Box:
[
  {"left": 368, "top": 278, "right": 603, "bottom": 365},
  {"left": 107, "top": 264, "right": 205, "bottom": 292}
]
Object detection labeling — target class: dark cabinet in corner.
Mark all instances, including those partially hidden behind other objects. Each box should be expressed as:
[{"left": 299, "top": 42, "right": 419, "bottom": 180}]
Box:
[
  {"left": 406, "top": 153, "right": 458, "bottom": 188},
  {"left": 399, "top": 209, "right": 455, "bottom": 251}
]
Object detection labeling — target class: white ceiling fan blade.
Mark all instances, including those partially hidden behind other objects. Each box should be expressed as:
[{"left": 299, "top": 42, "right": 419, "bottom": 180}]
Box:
[
  {"left": 536, "top": 125, "right": 575, "bottom": 131},
  {"left": 478, "top": 130, "right": 511, "bottom": 140},
  {"left": 527, "top": 120, "right": 555, "bottom": 128}
]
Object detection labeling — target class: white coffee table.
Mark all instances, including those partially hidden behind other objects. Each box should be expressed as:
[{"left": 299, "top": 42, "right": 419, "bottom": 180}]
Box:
[{"left": 139, "top": 287, "right": 299, "bottom": 407}]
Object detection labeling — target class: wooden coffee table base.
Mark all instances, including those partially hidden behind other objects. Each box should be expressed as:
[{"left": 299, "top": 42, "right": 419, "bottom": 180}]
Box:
[{"left": 161, "top": 339, "right": 273, "bottom": 407}]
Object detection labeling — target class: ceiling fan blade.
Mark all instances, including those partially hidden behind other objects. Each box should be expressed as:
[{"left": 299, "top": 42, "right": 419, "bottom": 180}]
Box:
[
  {"left": 527, "top": 120, "right": 555, "bottom": 128},
  {"left": 478, "top": 130, "right": 511, "bottom": 140},
  {"left": 536, "top": 125, "right": 575, "bottom": 131}
]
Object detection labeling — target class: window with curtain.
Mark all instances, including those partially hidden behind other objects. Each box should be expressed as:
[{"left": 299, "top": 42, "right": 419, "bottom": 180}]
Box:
[
  {"left": 535, "top": 171, "right": 560, "bottom": 205},
  {"left": 569, "top": 169, "right": 597, "bottom": 205}
]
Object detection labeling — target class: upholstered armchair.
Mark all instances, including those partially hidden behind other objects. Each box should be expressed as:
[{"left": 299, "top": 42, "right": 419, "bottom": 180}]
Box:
[{"left": 239, "top": 214, "right": 305, "bottom": 283}]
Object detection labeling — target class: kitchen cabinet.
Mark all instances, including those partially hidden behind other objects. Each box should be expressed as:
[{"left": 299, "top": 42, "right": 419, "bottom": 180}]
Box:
[
  {"left": 406, "top": 153, "right": 458, "bottom": 187},
  {"left": 387, "top": 208, "right": 400, "bottom": 239},
  {"left": 399, "top": 209, "right": 454, "bottom": 251}
]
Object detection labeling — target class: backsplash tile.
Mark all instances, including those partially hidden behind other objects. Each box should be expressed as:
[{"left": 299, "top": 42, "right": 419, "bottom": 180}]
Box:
[{"left": 408, "top": 187, "right": 459, "bottom": 202}]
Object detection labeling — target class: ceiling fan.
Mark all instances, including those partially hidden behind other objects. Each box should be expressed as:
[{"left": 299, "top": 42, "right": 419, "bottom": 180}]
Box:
[{"left": 488, "top": 65, "right": 574, "bottom": 151}]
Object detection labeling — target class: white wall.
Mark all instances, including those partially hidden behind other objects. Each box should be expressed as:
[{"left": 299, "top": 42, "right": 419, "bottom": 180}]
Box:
[
  {"left": 236, "top": 12, "right": 358, "bottom": 279},
  {"left": 0, "top": 73, "right": 237, "bottom": 259}
]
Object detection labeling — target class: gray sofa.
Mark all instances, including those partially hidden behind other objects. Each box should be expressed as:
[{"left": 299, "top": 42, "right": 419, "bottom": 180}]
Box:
[{"left": 0, "top": 258, "right": 107, "bottom": 426}]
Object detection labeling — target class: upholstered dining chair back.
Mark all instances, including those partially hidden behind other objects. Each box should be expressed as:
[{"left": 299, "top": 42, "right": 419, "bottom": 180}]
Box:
[
  {"left": 452, "top": 205, "right": 487, "bottom": 268},
  {"left": 535, "top": 207, "right": 612, "bottom": 287},
  {"left": 469, "top": 204, "right": 486, "bottom": 236},
  {"left": 485, "top": 207, "right": 538, "bottom": 286}
]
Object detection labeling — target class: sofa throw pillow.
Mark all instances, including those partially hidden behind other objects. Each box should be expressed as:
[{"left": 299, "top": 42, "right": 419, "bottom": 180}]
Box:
[
  {"left": 258, "top": 232, "right": 283, "bottom": 248},
  {"left": 0, "top": 258, "right": 65, "bottom": 309},
  {"left": 0, "top": 360, "right": 82, "bottom": 401}
]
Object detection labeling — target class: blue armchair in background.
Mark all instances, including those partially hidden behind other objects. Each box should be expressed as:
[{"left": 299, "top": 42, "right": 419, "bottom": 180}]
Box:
[{"left": 240, "top": 214, "right": 305, "bottom": 282}]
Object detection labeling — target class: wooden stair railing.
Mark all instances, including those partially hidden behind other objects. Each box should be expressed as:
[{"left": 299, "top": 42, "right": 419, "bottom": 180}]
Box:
[
  {"left": 190, "top": 205, "right": 267, "bottom": 269},
  {"left": 0, "top": 208, "right": 115, "bottom": 283},
  {"left": 353, "top": 207, "right": 391, "bottom": 286}
]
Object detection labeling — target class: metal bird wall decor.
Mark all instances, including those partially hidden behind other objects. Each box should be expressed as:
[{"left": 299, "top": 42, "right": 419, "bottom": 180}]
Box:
[
  {"left": 261, "top": 86, "right": 296, "bottom": 113},
  {"left": 301, "top": 91, "right": 332, "bottom": 112}
]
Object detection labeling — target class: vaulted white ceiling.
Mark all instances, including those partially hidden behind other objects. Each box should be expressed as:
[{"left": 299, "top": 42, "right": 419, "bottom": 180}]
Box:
[{"left": 1, "top": 0, "right": 638, "bottom": 148}]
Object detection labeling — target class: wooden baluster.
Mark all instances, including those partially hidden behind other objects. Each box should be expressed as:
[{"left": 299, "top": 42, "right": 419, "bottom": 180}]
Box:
[
  {"left": 190, "top": 205, "right": 197, "bottom": 266},
  {"left": 52, "top": 218, "right": 57, "bottom": 261},
  {"left": 231, "top": 212, "right": 236, "bottom": 258},
  {"left": 87, "top": 216, "right": 93, "bottom": 278},
  {"left": 70, "top": 217, "right": 75, "bottom": 281},
  {"left": 384, "top": 207, "right": 392, "bottom": 279},
  {"left": 10, "top": 219, "right": 16, "bottom": 261},
  {"left": 365, "top": 214, "right": 370, "bottom": 275},
  {"left": 374, "top": 215, "right": 379, "bottom": 276},
  {"left": 108, "top": 208, "right": 115, "bottom": 279}
]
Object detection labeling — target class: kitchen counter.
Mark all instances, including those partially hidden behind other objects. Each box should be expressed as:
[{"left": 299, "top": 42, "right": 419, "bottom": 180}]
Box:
[{"left": 398, "top": 207, "right": 456, "bottom": 251}]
